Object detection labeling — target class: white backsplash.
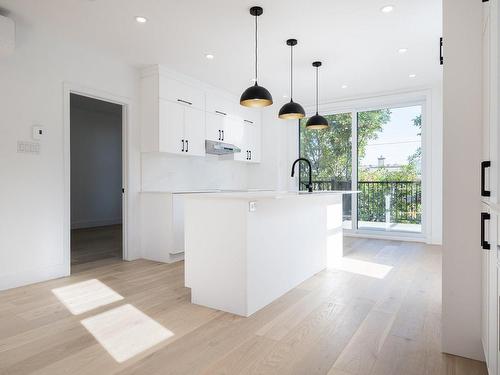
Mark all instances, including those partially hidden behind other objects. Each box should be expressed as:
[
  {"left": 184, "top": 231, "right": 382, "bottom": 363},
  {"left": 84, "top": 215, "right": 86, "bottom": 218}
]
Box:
[{"left": 141, "top": 152, "right": 249, "bottom": 192}]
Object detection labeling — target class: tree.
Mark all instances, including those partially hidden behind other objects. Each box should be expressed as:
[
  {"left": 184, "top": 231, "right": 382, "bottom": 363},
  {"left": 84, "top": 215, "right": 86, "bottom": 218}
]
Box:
[
  {"left": 299, "top": 109, "right": 391, "bottom": 183},
  {"left": 408, "top": 114, "right": 422, "bottom": 171}
]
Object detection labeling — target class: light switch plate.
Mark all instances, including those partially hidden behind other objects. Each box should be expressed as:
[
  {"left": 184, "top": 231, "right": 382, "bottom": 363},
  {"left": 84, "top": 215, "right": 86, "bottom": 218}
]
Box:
[
  {"left": 32, "top": 126, "right": 43, "bottom": 140},
  {"left": 249, "top": 201, "right": 257, "bottom": 212}
]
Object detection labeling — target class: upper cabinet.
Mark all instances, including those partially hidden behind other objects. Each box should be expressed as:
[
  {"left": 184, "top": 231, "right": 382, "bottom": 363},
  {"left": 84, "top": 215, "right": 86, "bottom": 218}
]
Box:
[{"left": 141, "top": 65, "right": 261, "bottom": 163}]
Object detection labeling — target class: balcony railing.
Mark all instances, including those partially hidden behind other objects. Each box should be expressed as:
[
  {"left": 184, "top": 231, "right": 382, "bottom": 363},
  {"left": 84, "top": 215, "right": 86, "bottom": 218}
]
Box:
[{"left": 299, "top": 180, "right": 422, "bottom": 224}]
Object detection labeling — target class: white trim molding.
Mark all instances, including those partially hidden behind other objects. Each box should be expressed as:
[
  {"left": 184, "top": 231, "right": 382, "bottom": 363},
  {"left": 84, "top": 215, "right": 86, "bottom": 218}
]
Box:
[{"left": 63, "top": 82, "right": 133, "bottom": 275}]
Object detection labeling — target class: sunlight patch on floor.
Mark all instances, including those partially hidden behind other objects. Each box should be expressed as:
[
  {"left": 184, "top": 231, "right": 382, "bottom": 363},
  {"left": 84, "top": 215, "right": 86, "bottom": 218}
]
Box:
[
  {"left": 81, "top": 304, "right": 174, "bottom": 363},
  {"left": 328, "top": 257, "right": 393, "bottom": 279},
  {"left": 52, "top": 279, "right": 124, "bottom": 315}
]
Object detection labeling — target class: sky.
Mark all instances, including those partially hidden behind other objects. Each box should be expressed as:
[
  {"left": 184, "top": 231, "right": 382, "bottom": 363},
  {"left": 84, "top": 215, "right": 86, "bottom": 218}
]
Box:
[{"left": 360, "top": 105, "right": 421, "bottom": 166}]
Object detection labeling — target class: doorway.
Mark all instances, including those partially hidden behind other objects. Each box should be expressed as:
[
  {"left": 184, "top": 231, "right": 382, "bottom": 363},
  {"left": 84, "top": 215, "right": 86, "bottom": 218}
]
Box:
[{"left": 70, "top": 93, "right": 124, "bottom": 270}]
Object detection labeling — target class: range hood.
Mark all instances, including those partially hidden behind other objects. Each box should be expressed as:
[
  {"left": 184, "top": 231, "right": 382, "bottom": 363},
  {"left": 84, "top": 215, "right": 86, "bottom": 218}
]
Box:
[{"left": 205, "top": 140, "right": 241, "bottom": 155}]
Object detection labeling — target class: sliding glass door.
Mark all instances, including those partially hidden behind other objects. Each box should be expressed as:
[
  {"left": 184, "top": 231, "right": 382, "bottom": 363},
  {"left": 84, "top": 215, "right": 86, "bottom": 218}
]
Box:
[
  {"left": 299, "top": 113, "right": 353, "bottom": 229},
  {"left": 299, "top": 104, "right": 423, "bottom": 235},
  {"left": 357, "top": 106, "right": 422, "bottom": 233}
]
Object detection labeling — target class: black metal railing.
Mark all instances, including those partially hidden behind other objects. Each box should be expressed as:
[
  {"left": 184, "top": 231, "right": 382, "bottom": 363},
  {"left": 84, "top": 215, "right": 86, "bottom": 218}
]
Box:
[{"left": 299, "top": 180, "right": 422, "bottom": 224}]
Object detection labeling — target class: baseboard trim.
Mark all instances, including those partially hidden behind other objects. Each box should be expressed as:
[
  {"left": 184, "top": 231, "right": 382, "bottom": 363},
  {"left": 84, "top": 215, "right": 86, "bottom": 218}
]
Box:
[
  {"left": 0, "top": 263, "right": 69, "bottom": 291},
  {"left": 71, "top": 218, "right": 122, "bottom": 229}
]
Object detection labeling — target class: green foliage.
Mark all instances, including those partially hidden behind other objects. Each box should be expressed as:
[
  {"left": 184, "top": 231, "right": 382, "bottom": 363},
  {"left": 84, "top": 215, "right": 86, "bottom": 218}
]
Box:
[
  {"left": 299, "top": 109, "right": 391, "bottom": 182},
  {"left": 359, "top": 163, "right": 420, "bottom": 182},
  {"left": 299, "top": 109, "right": 422, "bottom": 225}
]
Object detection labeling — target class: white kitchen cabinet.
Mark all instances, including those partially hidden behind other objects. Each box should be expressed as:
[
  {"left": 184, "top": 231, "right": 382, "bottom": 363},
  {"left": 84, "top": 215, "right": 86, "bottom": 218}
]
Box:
[
  {"left": 141, "top": 67, "right": 206, "bottom": 155},
  {"left": 141, "top": 192, "right": 186, "bottom": 264},
  {"left": 184, "top": 106, "right": 206, "bottom": 156},
  {"left": 141, "top": 65, "right": 261, "bottom": 163},
  {"left": 159, "top": 76, "right": 205, "bottom": 111},
  {"left": 481, "top": 204, "right": 498, "bottom": 375},
  {"left": 235, "top": 114, "right": 261, "bottom": 163},
  {"left": 481, "top": 2, "right": 500, "bottom": 372},
  {"left": 482, "top": 0, "right": 499, "bottom": 205},
  {"left": 206, "top": 111, "right": 244, "bottom": 146},
  {"left": 156, "top": 99, "right": 205, "bottom": 156}
]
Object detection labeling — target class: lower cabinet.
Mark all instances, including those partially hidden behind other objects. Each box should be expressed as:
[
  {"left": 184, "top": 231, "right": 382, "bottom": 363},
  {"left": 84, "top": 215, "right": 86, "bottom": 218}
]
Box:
[
  {"left": 141, "top": 192, "right": 185, "bottom": 264},
  {"left": 482, "top": 205, "right": 498, "bottom": 375}
]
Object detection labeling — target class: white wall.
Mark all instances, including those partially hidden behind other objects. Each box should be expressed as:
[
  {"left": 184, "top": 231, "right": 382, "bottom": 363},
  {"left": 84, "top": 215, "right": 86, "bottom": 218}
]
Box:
[
  {"left": 70, "top": 99, "right": 122, "bottom": 229},
  {"left": 0, "top": 26, "right": 141, "bottom": 290},
  {"left": 442, "top": 0, "right": 484, "bottom": 361}
]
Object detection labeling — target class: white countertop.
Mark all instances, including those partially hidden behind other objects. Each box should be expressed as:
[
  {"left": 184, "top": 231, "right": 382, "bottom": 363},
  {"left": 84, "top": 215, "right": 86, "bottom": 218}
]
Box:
[
  {"left": 181, "top": 190, "right": 359, "bottom": 200},
  {"left": 140, "top": 189, "right": 274, "bottom": 194}
]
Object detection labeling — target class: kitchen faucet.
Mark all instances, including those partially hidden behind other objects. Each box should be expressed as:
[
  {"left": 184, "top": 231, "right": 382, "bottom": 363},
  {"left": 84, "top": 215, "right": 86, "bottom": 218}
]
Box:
[{"left": 291, "top": 158, "right": 313, "bottom": 193}]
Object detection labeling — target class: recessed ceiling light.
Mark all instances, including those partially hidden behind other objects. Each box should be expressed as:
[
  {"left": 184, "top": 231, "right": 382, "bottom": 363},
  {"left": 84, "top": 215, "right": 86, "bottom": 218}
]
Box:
[
  {"left": 398, "top": 48, "right": 408, "bottom": 54},
  {"left": 341, "top": 84, "right": 348, "bottom": 89},
  {"left": 381, "top": 5, "right": 395, "bottom": 13},
  {"left": 135, "top": 16, "right": 147, "bottom": 23},
  {"left": 409, "top": 74, "right": 417, "bottom": 78},
  {"left": 205, "top": 54, "right": 214, "bottom": 60}
]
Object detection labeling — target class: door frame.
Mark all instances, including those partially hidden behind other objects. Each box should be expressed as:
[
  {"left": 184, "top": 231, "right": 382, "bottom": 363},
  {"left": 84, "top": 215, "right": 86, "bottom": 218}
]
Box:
[{"left": 63, "top": 82, "right": 131, "bottom": 274}]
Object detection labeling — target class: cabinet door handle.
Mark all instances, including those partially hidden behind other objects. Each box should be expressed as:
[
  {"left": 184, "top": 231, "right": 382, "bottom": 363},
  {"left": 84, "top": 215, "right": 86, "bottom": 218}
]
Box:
[
  {"left": 221, "top": 130, "right": 224, "bottom": 141},
  {"left": 185, "top": 139, "right": 189, "bottom": 152},
  {"left": 481, "top": 161, "right": 491, "bottom": 197},
  {"left": 181, "top": 139, "right": 185, "bottom": 152},
  {"left": 481, "top": 212, "right": 491, "bottom": 250},
  {"left": 244, "top": 119, "right": 254, "bottom": 124},
  {"left": 218, "top": 130, "right": 221, "bottom": 141},
  {"left": 177, "top": 99, "right": 193, "bottom": 106},
  {"left": 215, "top": 110, "right": 227, "bottom": 116},
  {"left": 249, "top": 150, "right": 252, "bottom": 160},
  {"left": 439, "top": 37, "right": 443, "bottom": 66}
]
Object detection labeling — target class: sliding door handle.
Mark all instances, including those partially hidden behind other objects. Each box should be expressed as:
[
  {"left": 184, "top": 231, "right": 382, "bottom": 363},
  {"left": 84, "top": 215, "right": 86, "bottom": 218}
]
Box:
[
  {"left": 481, "top": 161, "right": 491, "bottom": 197},
  {"left": 481, "top": 212, "right": 491, "bottom": 250}
]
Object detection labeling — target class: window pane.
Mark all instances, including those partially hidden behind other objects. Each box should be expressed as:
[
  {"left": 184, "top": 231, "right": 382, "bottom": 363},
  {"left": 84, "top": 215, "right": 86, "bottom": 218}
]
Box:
[
  {"left": 357, "top": 106, "right": 422, "bottom": 233},
  {"left": 299, "top": 113, "right": 352, "bottom": 229}
]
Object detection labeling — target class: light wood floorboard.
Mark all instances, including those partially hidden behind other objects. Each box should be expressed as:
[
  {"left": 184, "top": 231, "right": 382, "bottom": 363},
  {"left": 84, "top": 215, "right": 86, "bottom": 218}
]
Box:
[{"left": 0, "top": 238, "right": 487, "bottom": 374}]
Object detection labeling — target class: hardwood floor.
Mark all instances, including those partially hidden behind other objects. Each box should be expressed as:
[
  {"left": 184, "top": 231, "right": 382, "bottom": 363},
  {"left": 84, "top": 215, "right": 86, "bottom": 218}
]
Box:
[
  {"left": 71, "top": 225, "right": 122, "bottom": 270},
  {"left": 0, "top": 238, "right": 487, "bottom": 374}
]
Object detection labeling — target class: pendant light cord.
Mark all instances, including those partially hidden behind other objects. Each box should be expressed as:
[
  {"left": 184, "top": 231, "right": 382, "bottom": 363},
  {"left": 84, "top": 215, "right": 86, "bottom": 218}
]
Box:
[
  {"left": 290, "top": 44, "right": 293, "bottom": 100},
  {"left": 315, "top": 66, "right": 319, "bottom": 114},
  {"left": 254, "top": 14, "right": 258, "bottom": 83}
]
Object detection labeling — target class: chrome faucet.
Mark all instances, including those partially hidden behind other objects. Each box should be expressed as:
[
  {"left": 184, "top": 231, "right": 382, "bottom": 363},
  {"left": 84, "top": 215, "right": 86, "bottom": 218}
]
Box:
[{"left": 291, "top": 158, "right": 313, "bottom": 193}]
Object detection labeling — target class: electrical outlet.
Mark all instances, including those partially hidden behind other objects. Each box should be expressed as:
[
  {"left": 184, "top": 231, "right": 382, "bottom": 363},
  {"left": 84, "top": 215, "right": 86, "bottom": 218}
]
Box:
[{"left": 17, "top": 141, "right": 40, "bottom": 154}]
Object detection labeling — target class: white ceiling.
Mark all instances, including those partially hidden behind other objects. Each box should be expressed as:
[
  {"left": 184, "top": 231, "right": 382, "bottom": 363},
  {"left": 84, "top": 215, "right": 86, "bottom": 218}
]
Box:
[{"left": 0, "top": 0, "right": 442, "bottom": 106}]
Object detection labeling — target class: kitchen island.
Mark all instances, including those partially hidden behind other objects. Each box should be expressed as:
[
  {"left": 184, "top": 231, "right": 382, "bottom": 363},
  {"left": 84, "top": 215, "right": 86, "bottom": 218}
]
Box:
[{"left": 184, "top": 191, "right": 357, "bottom": 317}]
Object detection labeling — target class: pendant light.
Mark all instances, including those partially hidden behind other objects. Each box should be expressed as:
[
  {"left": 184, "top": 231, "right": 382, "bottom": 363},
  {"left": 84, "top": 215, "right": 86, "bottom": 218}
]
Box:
[
  {"left": 306, "top": 61, "right": 329, "bottom": 129},
  {"left": 240, "top": 6, "right": 273, "bottom": 108},
  {"left": 279, "top": 39, "right": 305, "bottom": 120}
]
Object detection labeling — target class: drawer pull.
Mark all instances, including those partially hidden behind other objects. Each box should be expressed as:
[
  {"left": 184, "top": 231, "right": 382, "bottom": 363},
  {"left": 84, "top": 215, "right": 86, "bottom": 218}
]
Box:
[
  {"left": 177, "top": 99, "right": 193, "bottom": 106},
  {"left": 481, "top": 161, "right": 491, "bottom": 197},
  {"left": 481, "top": 212, "right": 491, "bottom": 250},
  {"left": 215, "top": 111, "right": 227, "bottom": 116}
]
